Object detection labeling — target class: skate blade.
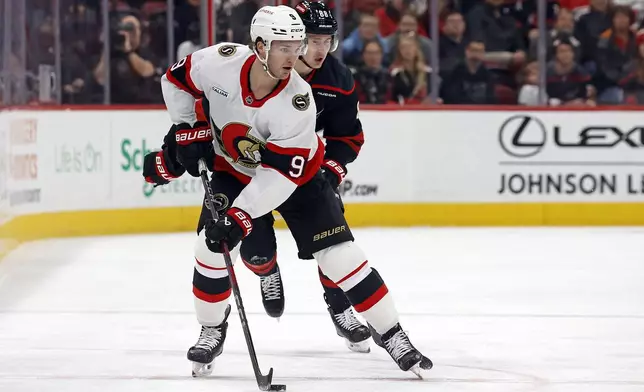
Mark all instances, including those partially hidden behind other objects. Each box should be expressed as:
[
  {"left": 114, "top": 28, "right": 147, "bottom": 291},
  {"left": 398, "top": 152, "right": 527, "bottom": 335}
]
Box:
[
  {"left": 409, "top": 364, "right": 425, "bottom": 379},
  {"left": 345, "top": 339, "right": 370, "bottom": 353},
  {"left": 191, "top": 361, "right": 214, "bottom": 377}
]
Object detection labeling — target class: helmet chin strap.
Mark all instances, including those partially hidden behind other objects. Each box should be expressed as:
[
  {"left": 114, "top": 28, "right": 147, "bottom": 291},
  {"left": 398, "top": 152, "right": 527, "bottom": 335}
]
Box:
[
  {"left": 298, "top": 55, "right": 314, "bottom": 70},
  {"left": 254, "top": 47, "right": 280, "bottom": 80}
]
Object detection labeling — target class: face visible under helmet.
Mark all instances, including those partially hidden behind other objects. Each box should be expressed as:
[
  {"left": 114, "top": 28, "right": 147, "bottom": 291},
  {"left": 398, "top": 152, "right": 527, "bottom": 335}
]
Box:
[{"left": 250, "top": 5, "right": 309, "bottom": 78}]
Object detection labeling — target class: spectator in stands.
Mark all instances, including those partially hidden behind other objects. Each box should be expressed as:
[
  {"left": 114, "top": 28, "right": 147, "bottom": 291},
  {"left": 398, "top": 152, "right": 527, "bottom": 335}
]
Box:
[
  {"left": 25, "top": 13, "right": 92, "bottom": 104},
  {"left": 546, "top": 36, "right": 594, "bottom": 106},
  {"left": 619, "top": 32, "right": 644, "bottom": 103},
  {"left": 352, "top": 39, "right": 391, "bottom": 103},
  {"left": 389, "top": 34, "right": 435, "bottom": 104},
  {"left": 439, "top": 10, "right": 466, "bottom": 76},
  {"left": 342, "top": 14, "right": 388, "bottom": 67},
  {"left": 417, "top": 0, "right": 450, "bottom": 40},
  {"left": 384, "top": 12, "right": 432, "bottom": 66},
  {"left": 175, "top": 0, "right": 201, "bottom": 53},
  {"left": 92, "top": 13, "right": 160, "bottom": 103},
  {"left": 574, "top": 0, "right": 612, "bottom": 67},
  {"left": 560, "top": 0, "right": 592, "bottom": 18},
  {"left": 441, "top": 39, "right": 496, "bottom": 104},
  {"left": 466, "top": 0, "right": 526, "bottom": 87},
  {"left": 528, "top": 8, "right": 580, "bottom": 62},
  {"left": 374, "top": 0, "right": 428, "bottom": 38},
  {"left": 518, "top": 61, "right": 542, "bottom": 105},
  {"left": 513, "top": 0, "right": 560, "bottom": 39},
  {"left": 595, "top": 5, "right": 638, "bottom": 103},
  {"left": 177, "top": 21, "right": 202, "bottom": 60},
  {"left": 229, "top": 0, "right": 261, "bottom": 44},
  {"left": 342, "top": 0, "right": 383, "bottom": 39}
]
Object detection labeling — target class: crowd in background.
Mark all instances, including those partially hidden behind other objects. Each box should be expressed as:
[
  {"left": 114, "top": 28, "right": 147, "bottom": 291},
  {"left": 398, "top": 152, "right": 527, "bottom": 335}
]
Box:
[{"left": 5, "top": 0, "right": 644, "bottom": 106}]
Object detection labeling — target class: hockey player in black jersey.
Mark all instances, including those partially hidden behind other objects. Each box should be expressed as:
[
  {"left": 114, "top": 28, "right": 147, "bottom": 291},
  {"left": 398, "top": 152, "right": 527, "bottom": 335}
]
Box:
[
  {"left": 255, "top": 0, "right": 372, "bottom": 353},
  {"left": 224, "top": 0, "right": 372, "bottom": 353}
]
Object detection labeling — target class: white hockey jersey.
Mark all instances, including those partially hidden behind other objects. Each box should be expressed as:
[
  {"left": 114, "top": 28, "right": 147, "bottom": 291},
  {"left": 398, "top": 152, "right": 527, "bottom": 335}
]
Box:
[{"left": 161, "top": 43, "right": 324, "bottom": 219}]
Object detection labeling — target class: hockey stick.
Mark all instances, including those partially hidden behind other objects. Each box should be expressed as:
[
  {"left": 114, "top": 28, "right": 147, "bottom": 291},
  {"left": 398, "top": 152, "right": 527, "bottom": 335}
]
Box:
[{"left": 197, "top": 159, "right": 286, "bottom": 392}]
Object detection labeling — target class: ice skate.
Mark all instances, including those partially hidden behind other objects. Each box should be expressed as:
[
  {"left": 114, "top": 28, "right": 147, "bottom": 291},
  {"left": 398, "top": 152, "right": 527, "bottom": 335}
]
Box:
[
  {"left": 325, "top": 295, "right": 371, "bottom": 353},
  {"left": 187, "top": 305, "right": 230, "bottom": 377},
  {"left": 371, "top": 323, "right": 433, "bottom": 378},
  {"left": 260, "top": 264, "right": 285, "bottom": 319}
]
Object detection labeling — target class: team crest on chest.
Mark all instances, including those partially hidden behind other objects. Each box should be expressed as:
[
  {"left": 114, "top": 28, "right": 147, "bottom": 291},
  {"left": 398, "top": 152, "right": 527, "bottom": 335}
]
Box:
[
  {"left": 212, "top": 120, "right": 265, "bottom": 168},
  {"left": 292, "top": 92, "right": 310, "bottom": 111},
  {"left": 218, "top": 45, "right": 237, "bottom": 57}
]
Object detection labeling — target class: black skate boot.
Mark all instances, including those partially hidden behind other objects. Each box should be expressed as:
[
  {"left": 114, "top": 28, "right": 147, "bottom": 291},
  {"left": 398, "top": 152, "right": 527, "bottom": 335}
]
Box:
[
  {"left": 259, "top": 264, "right": 284, "bottom": 319},
  {"left": 371, "top": 323, "right": 433, "bottom": 378},
  {"left": 187, "top": 304, "right": 231, "bottom": 377},
  {"left": 325, "top": 293, "right": 371, "bottom": 353}
]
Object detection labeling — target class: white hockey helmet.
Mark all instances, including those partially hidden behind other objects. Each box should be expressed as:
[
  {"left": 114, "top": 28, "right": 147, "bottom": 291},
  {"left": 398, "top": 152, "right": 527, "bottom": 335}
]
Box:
[{"left": 250, "top": 5, "right": 307, "bottom": 51}]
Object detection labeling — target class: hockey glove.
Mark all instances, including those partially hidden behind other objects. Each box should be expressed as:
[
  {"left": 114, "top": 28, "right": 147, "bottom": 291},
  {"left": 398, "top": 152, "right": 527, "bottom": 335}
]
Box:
[
  {"left": 174, "top": 121, "right": 215, "bottom": 177},
  {"left": 143, "top": 148, "right": 186, "bottom": 186},
  {"left": 204, "top": 207, "right": 253, "bottom": 253},
  {"left": 321, "top": 159, "right": 347, "bottom": 189}
]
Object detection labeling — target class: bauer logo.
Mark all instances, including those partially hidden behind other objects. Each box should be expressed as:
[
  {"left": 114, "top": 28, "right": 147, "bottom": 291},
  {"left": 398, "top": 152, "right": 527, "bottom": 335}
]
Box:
[
  {"left": 313, "top": 225, "right": 346, "bottom": 242},
  {"left": 120, "top": 138, "right": 201, "bottom": 198}
]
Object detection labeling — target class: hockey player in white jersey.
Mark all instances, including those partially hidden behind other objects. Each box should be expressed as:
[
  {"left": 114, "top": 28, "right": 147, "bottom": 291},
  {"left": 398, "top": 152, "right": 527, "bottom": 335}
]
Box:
[{"left": 156, "top": 4, "right": 432, "bottom": 379}]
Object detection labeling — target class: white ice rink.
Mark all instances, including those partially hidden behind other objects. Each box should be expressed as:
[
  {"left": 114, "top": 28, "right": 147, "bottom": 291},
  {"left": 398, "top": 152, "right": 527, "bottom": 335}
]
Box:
[{"left": 1, "top": 227, "right": 643, "bottom": 392}]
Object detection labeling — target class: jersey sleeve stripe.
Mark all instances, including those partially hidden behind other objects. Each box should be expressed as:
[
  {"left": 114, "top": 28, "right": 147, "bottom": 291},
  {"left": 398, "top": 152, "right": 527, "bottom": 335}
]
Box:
[
  {"left": 165, "top": 54, "right": 202, "bottom": 98},
  {"left": 311, "top": 81, "right": 356, "bottom": 96},
  {"left": 265, "top": 142, "right": 311, "bottom": 158},
  {"left": 165, "top": 69, "right": 202, "bottom": 99},
  {"left": 185, "top": 55, "right": 203, "bottom": 96},
  {"left": 260, "top": 142, "right": 312, "bottom": 185},
  {"left": 260, "top": 139, "right": 323, "bottom": 186},
  {"left": 325, "top": 131, "right": 364, "bottom": 154}
]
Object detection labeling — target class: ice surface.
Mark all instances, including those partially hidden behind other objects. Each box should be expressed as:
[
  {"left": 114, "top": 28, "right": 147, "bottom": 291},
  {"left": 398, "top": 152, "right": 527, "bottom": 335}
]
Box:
[{"left": 1, "top": 227, "right": 643, "bottom": 392}]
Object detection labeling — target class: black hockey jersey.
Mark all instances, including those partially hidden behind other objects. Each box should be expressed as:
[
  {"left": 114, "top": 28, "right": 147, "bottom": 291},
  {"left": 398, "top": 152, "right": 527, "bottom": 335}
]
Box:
[{"left": 303, "top": 54, "right": 364, "bottom": 168}]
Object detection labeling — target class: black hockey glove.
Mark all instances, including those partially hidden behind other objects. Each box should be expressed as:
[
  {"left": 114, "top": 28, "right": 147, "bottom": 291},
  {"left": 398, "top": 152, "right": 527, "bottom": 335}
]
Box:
[
  {"left": 204, "top": 207, "right": 253, "bottom": 253},
  {"left": 142, "top": 147, "right": 186, "bottom": 186},
  {"left": 321, "top": 159, "right": 347, "bottom": 189},
  {"left": 174, "top": 121, "right": 214, "bottom": 177}
]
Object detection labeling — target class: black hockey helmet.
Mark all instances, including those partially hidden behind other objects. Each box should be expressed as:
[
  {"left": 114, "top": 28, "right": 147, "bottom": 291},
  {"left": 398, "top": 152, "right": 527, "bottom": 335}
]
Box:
[{"left": 294, "top": 1, "right": 339, "bottom": 51}]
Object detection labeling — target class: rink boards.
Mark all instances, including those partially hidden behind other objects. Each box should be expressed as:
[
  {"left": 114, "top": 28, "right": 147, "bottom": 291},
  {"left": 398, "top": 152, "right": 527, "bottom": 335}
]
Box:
[{"left": 1, "top": 106, "right": 644, "bottom": 249}]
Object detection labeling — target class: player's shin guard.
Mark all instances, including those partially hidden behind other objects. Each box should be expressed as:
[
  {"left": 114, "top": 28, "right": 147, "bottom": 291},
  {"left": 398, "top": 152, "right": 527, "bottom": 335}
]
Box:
[
  {"left": 315, "top": 242, "right": 432, "bottom": 374},
  {"left": 193, "top": 230, "right": 237, "bottom": 326},
  {"left": 315, "top": 242, "right": 398, "bottom": 335},
  {"left": 188, "top": 231, "right": 238, "bottom": 377}
]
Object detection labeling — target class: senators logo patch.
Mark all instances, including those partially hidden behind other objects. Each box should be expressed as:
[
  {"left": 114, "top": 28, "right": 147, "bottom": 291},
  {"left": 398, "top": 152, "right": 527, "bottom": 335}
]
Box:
[
  {"left": 212, "top": 119, "right": 265, "bottom": 168},
  {"left": 292, "top": 93, "right": 310, "bottom": 111},
  {"left": 218, "top": 45, "right": 237, "bottom": 57}
]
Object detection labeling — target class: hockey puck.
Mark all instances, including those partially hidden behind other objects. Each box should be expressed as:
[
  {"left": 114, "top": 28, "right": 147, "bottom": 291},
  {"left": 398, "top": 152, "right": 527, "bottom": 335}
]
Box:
[{"left": 269, "top": 384, "right": 286, "bottom": 391}]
